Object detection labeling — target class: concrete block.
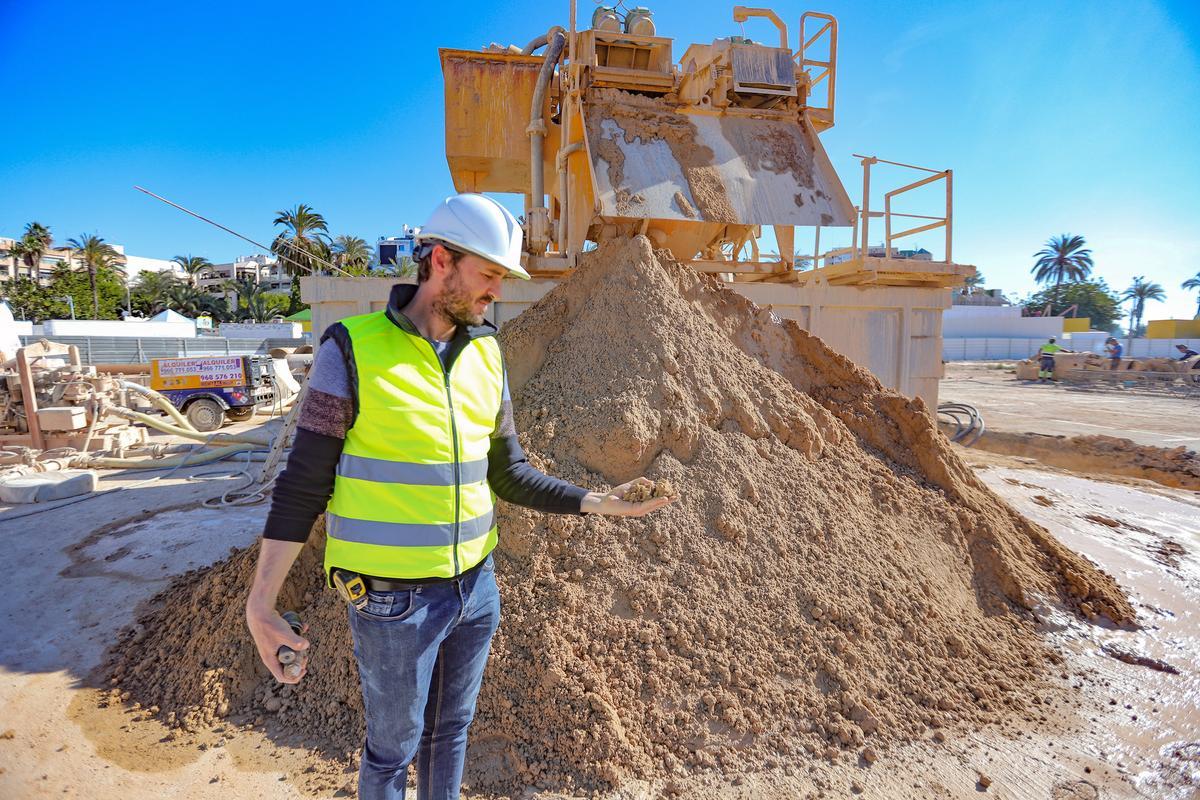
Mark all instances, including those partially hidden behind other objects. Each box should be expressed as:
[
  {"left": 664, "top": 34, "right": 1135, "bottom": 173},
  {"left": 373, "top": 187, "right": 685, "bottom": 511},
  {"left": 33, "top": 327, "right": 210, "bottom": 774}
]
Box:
[
  {"left": 0, "top": 470, "right": 98, "bottom": 504},
  {"left": 36, "top": 406, "right": 88, "bottom": 431}
]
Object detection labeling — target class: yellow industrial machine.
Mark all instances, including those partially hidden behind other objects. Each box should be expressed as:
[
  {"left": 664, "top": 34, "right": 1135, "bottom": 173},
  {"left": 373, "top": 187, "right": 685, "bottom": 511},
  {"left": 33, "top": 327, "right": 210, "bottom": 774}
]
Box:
[{"left": 439, "top": 3, "right": 974, "bottom": 289}]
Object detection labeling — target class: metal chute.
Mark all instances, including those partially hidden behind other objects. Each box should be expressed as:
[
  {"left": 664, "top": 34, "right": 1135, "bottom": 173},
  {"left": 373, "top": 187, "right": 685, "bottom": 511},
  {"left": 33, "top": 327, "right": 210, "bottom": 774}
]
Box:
[{"left": 583, "top": 98, "right": 855, "bottom": 227}]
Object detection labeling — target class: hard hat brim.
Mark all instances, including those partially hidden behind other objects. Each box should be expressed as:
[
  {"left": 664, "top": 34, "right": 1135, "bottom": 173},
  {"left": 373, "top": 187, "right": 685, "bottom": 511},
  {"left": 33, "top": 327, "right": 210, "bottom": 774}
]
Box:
[{"left": 417, "top": 236, "right": 531, "bottom": 280}]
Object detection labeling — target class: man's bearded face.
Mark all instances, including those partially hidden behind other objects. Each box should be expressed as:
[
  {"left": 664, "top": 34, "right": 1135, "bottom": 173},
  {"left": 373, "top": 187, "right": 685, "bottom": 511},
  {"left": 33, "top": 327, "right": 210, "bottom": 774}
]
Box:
[{"left": 433, "top": 260, "right": 496, "bottom": 327}]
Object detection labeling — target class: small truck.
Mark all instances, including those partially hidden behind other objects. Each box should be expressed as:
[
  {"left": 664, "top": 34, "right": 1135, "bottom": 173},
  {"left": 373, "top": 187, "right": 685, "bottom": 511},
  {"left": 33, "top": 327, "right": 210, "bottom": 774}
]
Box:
[{"left": 150, "top": 355, "right": 276, "bottom": 431}]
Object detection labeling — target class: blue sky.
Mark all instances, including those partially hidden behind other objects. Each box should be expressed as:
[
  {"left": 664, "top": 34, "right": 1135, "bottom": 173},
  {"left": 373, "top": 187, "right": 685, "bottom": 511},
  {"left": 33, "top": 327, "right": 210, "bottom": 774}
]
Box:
[{"left": 2, "top": 0, "right": 1199, "bottom": 320}]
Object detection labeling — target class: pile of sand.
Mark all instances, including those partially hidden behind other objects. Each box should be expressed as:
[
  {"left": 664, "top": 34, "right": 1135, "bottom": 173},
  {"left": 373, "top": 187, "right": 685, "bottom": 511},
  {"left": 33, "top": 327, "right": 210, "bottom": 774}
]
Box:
[{"left": 103, "top": 236, "right": 1133, "bottom": 795}]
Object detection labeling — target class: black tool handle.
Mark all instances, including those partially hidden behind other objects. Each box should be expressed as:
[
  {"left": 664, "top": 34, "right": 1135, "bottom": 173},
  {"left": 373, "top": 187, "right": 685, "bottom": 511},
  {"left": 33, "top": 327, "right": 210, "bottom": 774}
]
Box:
[{"left": 275, "top": 611, "right": 305, "bottom": 674}]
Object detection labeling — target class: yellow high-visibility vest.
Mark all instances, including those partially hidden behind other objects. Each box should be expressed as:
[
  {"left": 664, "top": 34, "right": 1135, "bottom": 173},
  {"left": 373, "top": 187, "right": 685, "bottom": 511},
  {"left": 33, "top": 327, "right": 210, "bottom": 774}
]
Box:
[{"left": 324, "top": 310, "right": 504, "bottom": 581}]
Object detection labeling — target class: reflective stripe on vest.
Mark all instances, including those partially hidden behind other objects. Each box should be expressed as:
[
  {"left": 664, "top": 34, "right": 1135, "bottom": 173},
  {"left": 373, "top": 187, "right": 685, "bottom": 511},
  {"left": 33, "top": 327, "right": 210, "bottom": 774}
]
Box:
[{"left": 324, "top": 310, "right": 504, "bottom": 581}]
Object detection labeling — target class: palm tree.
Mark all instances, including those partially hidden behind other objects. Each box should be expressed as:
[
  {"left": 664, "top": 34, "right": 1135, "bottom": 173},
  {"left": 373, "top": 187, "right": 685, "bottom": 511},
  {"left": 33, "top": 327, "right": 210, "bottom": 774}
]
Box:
[
  {"left": 221, "top": 275, "right": 265, "bottom": 319},
  {"left": 7, "top": 238, "right": 32, "bottom": 281},
  {"left": 270, "top": 204, "right": 330, "bottom": 273},
  {"left": 271, "top": 204, "right": 330, "bottom": 311},
  {"left": 172, "top": 254, "right": 214, "bottom": 287},
  {"left": 65, "top": 233, "right": 124, "bottom": 317},
  {"left": 132, "top": 270, "right": 181, "bottom": 315},
  {"left": 380, "top": 255, "right": 418, "bottom": 280},
  {"left": 1121, "top": 276, "right": 1166, "bottom": 338},
  {"left": 1183, "top": 272, "right": 1200, "bottom": 318},
  {"left": 222, "top": 275, "right": 285, "bottom": 322},
  {"left": 15, "top": 222, "right": 52, "bottom": 280},
  {"left": 1031, "top": 234, "right": 1093, "bottom": 315},
  {"left": 167, "top": 283, "right": 229, "bottom": 319},
  {"left": 332, "top": 235, "right": 372, "bottom": 276}
]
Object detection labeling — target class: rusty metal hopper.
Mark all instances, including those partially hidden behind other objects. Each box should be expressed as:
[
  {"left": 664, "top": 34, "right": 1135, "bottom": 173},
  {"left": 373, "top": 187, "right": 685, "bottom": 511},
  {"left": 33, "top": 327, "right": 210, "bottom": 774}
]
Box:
[{"left": 583, "top": 99, "right": 855, "bottom": 227}]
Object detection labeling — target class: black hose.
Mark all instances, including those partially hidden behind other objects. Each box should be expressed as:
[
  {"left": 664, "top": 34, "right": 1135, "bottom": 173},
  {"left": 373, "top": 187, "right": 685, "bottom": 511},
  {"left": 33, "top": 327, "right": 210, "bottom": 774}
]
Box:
[{"left": 937, "top": 402, "right": 985, "bottom": 447}]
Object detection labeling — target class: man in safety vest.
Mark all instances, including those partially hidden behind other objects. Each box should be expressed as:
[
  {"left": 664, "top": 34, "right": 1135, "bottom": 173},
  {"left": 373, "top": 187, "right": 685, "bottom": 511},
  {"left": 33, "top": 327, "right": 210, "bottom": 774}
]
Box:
[
  {"left": 1036, "top": 337, "right": 1063, "bottom": 383},
  {"left": 245, "top": 194, "right": 673, "bottom": 799}
]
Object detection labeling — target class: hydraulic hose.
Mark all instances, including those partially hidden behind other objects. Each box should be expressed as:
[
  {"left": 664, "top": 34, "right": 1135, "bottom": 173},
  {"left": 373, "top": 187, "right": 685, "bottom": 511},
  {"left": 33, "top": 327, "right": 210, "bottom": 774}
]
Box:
[
  {"left": 527, "top": 28, "right": 567, "bottom": 251},
  {"left": 103, "top": 406, "right": 274, "bottom": 446},
  {"left": 936, "top": 402, "right": 985, "bottom": 447},
  {"left": 76, "top": 443, "right": 257, "bottom": 470},
  {"left": 522, "top": 33, "right": 549, "bottom": 55},
  {"left": 120, "top": 380, "right": 197, "bottom": 432},
  {"left": 254, "top": 390, "right": 299, "bottom": 415}
]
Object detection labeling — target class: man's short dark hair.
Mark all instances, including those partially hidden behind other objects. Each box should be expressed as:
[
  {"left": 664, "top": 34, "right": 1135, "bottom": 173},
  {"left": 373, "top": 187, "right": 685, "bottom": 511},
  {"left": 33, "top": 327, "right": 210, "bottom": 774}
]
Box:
[{"left": 415, "top": 241, "right": 465, "bottom": 283}]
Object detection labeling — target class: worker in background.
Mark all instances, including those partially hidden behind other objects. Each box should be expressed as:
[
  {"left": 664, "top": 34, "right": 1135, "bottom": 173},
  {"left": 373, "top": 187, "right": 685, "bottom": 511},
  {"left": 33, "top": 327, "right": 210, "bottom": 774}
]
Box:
[
  {"left": 1175, "top": 344, "right": 1199, "bottom": 360},
  {"left": 245, "top": 194, "right": 674, "bottom": 800},
  {"left": 1036, "top": 336, "right": 1063, "bottom": 383},
  {"left": 1105, "top": 336, "right": 1123, "bottom": 370}
]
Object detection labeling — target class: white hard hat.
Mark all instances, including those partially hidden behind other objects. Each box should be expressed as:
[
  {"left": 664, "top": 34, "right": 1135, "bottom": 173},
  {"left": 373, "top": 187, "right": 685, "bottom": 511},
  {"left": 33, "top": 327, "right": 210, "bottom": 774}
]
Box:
[{"left": 414, "top": 194, "right": 529, "bottom": 280}]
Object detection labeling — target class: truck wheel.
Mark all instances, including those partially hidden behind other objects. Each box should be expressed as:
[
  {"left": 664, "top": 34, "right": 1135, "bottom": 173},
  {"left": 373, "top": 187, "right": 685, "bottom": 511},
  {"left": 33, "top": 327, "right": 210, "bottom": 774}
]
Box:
[
  {"left": 186, "top": 398, "right": 225, "bottom": 432},
  {"left": 226, "top": 406, "right": 255, "bottom": 423}
]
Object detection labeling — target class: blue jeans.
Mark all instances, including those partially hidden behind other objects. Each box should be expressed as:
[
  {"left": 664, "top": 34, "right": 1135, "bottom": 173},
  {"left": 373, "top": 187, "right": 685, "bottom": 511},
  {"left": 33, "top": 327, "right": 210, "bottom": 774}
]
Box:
[{"left": 348, "top": 554, "right": 501, "bottom": 800}]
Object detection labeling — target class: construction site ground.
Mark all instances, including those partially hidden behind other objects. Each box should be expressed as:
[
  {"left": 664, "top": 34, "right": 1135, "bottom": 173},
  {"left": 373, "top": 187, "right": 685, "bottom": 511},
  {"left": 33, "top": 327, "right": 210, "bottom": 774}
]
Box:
[
  {"left": 1, "top": 390, "right": 1197, "bottom": 799},
  {"left": 941, "top": 361, "right": 1199, "bottom": 450}
]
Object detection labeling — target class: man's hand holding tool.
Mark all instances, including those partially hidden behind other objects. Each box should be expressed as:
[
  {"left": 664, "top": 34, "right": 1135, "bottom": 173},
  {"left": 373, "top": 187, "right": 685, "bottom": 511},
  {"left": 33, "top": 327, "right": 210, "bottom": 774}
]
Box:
[{"left": 246, "top": 605, "right": 309, "bottom": 684}]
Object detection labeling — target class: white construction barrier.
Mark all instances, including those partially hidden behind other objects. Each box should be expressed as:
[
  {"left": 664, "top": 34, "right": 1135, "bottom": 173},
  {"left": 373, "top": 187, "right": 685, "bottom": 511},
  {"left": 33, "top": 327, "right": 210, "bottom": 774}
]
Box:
[{"left": 943, "top": 336, "right": 1200, "bottom": 361}]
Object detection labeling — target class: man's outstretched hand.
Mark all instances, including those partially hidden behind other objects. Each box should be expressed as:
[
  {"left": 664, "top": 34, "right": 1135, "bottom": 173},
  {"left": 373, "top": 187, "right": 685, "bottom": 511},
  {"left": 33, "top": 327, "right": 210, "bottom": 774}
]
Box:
[{"left": 581, "top": 477, "right": 677, "bottom": 517}]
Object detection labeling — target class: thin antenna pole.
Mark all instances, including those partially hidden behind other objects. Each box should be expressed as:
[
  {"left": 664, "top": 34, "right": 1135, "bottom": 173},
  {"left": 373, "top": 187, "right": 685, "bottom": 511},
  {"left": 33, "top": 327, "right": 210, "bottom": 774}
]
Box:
[{"left": 132, "top": 185, "right": 352, "bottom": 277}]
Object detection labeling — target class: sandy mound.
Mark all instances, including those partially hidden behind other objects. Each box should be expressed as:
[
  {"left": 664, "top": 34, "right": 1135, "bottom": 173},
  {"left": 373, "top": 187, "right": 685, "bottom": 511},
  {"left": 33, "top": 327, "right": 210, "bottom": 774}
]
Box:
[{"left": 103, "top": 236, "right": 1133, "bottom": 796}]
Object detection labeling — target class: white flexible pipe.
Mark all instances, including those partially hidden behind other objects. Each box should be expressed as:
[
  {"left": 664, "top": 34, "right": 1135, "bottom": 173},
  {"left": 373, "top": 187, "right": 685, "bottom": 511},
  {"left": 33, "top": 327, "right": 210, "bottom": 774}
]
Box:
[
  {"left": 120, "top": 381, "right": 197, "bottom": 432},
  {"left": 104, "top": 406, "right": 274, "bottom": 446},
  {"left": 76, "top": 443, "right": 257, "bottom": 470}
]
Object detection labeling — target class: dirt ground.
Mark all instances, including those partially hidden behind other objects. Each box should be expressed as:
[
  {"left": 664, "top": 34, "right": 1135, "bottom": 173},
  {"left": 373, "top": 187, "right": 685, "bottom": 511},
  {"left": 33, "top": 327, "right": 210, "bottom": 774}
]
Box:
[
  {"left": 940, "top": 362, "right": 1200, "bottom": 450},
  {"left": 1, "top": 388, "right": 1197, "bottom": 798}
]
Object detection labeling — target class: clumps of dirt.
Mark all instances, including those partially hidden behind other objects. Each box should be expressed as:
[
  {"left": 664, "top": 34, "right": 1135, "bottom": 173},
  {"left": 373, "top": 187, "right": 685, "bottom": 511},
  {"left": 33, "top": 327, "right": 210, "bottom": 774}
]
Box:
[
  {"left": 963, "top": 430, "right": 1200, "bottom": 490},
  {"left": 586, "top": 88, "right": 738, "bottom": 222},
  {"left": 622, "top": 479, "right": 678, "bottom": 503},
  {"left": 1099, "top": 645, "right": 1180, "bottom": 675},
  {"left": 104, "top": 236, "right": 1134, "bottom": 797}
]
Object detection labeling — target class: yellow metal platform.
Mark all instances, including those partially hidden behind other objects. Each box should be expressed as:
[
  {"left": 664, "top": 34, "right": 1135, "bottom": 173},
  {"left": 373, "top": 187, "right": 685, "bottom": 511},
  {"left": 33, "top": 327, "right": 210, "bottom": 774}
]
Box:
[{"left": 793, "top": 256, "right": 975, "bottom": 288}]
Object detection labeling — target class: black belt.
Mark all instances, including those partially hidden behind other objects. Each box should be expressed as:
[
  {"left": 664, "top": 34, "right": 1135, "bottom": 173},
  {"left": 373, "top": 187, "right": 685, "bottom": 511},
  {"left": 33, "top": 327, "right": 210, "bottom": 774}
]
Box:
[{"left": 359, "top": 557, "right": 487, "bottom": 591}]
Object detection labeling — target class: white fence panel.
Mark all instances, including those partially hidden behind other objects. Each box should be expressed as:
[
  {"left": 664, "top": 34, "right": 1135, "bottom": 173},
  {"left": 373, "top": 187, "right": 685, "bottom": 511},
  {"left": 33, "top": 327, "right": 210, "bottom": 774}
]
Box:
[
  {"left": 18, "top": 336, "right": 309, "bottom": 365},
  {"left": 943, "top": 336, "right": 1200, "bottom": 361}
]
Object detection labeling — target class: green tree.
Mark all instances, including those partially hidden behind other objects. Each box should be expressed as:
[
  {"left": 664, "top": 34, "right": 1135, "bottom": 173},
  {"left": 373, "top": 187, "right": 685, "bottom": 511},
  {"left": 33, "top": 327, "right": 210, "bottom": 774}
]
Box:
[
  {"left": 223, "top": 275, "right": 261, "bottom": 311},
  {"left": 47, "top": 264, "right": 127, "bottom": 320},
  {"left": 222, "top": 275, "right": 285, "bottom": 322},
  {"left": 332, "top": 235, "right": 373, "bottom": 276},
  {"left": 1121, "top": 276, "right": 1165, "bottom": 338},
  {"left": 65, "top": 233, "right": 125, "bottom": 317},
  {"left": 378, "top": 256, "right": 417, "bottom": 280},
  {"left": 1031, "top": 234, "right": 1093, "bottom": 315},
  {"left": 1023, "top": 279, "right": 1124, "bottom": 333},
  {"left": 171, "top": 254, "right": 214, "bottom": 287},
  {"left": 131, "top": 270, "right": 181, "bottom": 315},
  {"left": 1, "top": 277, "right": 68, "bottom": 321},
  {"left": 1182, "top": 272, "right": 1200, "bottom": 319},
  {"left": 271, "top": 204, "right": 329, "bottom": 314},
  {"left": 241, "top": 288, "right": 292, "bottom": 322},
  {"left": 166, "top": 283, "right": 229, "bottom": 320}
]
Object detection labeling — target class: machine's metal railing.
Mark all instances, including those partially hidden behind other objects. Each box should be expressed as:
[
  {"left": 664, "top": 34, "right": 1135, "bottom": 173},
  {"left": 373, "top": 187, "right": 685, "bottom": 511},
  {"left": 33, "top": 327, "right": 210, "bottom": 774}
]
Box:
[
  {"left": 855, "top": 154, "right": 953, "bottom": 264},
  {"left": 797, "top": 11, "right": 837, "bottom": 128}
]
